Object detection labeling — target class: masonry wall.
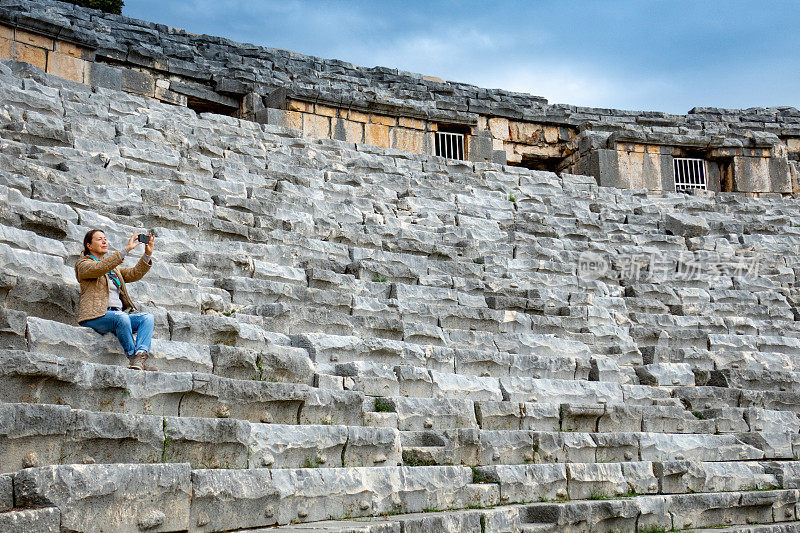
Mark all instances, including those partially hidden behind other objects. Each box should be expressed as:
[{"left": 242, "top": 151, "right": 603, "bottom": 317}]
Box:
[{"left": 1, "top": 0, "right": 799, "bottom": 196}]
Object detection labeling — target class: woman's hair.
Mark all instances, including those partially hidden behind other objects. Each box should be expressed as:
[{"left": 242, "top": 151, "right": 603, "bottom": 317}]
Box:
[{"left": 82, "top": 229, "right": 104, "bottom": 256}]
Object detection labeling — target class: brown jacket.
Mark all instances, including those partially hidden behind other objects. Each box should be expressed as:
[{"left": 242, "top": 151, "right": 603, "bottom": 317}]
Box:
[{"left": 75, "top": 251, "right": 152, "bottom": 323}]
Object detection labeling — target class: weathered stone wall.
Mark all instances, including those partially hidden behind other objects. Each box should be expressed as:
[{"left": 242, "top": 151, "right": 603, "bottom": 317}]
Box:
[{"left": 0, "top": 0, "right": 798, "bottom": 195}]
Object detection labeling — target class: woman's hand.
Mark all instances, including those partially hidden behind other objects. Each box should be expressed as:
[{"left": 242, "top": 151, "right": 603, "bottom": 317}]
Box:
[
  {"left": 126, "top": 233, "right": 142, "bottom": 252},
  {"left": 145, "top": 234, "right": 154, "bottom": 255}
]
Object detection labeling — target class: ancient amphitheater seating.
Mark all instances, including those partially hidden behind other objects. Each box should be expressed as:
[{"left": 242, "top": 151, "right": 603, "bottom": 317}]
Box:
[{"left": 3, "top": 59, "right": 800, "bottom": 532}]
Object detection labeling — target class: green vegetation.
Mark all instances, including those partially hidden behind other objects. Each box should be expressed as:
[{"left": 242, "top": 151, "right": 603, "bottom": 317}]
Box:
[
  {"left": 403, "top": 451, "right": 437, "bottom": 467},
  {"left": 63, "top": 0, "right": 124, "bottom": 14},
  {"left": 302, "top": 456, "right": 325, "bottom": 468},
  {"left": 639, "top": 526, "right": 677, "bottom": 533},
  {"left": 373, "top": 272, "right": 388, "bottom": 283},
  {"left": 691, "top": 411, "right": 706, "bottom": 420},
  {"left": 374, "top": 397, "right": 395, "bottom": 412},
  {"left": 471, "top": 466, "right": 494, "bottom": 484},
  {"left": 508, "top": 193, "right": 516, "bottom": 203}
]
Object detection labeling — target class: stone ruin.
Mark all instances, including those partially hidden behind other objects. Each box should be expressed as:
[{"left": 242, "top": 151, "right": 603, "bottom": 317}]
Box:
[{"left": 2, "top": 1, "right": 800, "bottom": 532}]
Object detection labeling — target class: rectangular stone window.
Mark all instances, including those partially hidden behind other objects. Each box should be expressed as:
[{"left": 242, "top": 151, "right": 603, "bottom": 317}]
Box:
[
  {"left": 435, "top": 131, "right": 465, "bottom": 160},
  {"left": 673, "top": 157, "right": 707, "bottom": 192}
]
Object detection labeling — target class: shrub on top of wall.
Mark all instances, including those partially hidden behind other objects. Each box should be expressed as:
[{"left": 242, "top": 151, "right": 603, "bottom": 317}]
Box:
[{"left": 62, "top": 0, "right": 124, "bottom": 15}]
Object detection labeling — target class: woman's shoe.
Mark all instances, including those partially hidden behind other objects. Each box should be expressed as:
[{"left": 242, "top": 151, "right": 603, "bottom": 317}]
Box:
[{"left": 129, "top": 351, "right": 157, "bottom": 371}]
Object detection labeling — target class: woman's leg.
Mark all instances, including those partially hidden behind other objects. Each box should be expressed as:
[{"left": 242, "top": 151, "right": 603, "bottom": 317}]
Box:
[
  {"left": 129, "top": 312, "right": 154, "bottom": 354},
  {"left": 81, "top": 311, "right": 136, "bottom": 357}
]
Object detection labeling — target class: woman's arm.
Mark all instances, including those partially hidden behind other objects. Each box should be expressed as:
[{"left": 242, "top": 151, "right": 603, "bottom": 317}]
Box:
[
  {"left": 120, "top": 255, "right": 152, "bottom": 283},
  {"left": 75, "top": 234, "right": 144, "bottom": 281},
  {"left": 75, "top": 251, "right": 125, "bottom": 281},
  {"left": 120, "top": 235, "right": 154, "bottom": 283}
]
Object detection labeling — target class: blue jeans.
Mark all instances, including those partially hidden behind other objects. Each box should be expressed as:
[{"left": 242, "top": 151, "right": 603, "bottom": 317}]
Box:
[{"left": 80, "top": 311, "right": 154, "bottom": 358}]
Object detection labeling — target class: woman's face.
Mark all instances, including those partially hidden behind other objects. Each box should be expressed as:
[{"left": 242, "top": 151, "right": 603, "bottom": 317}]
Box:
[{"left": 86, "top": 232, "right": 108, "bottom": 256}]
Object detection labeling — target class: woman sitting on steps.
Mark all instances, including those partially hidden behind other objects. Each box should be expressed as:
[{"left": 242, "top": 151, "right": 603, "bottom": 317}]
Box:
[{"left": 75, "top": 229, "right": 156, "bottom": 371}]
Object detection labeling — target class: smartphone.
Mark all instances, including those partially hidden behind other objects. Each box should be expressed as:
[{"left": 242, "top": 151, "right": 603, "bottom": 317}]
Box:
[{"left": 137, "top": 234, "right": 151, "bottom": 243}]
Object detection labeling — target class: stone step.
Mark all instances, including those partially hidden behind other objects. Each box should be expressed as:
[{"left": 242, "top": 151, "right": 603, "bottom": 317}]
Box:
[
  {"left": 0, "top": 349, "right": 363, "bottom": 425},
  {"left": 9, "top": 461, "right": 798, "bottom": 532},
  {"left": 0, "top": 402, "right": 401, "bottom": 473},
  {"left": 400, "top": 429, "right": 769, "bottom": 466},
  {"left": 10, "top": 463, "right": 491, "bottom": 531}
]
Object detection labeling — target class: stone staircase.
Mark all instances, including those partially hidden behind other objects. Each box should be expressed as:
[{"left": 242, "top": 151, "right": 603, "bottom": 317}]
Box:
[{"left": 2, "top": 59, "right": 800, "bottom": 532}]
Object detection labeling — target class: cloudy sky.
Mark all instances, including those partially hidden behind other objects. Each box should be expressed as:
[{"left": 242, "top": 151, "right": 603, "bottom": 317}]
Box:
[{"left": 122, "top": 0, "right": 799, "bottom": 115}]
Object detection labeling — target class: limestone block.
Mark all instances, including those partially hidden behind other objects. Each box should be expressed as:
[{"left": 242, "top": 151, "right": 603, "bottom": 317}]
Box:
[
  {"left": 0, "top": 508, "right": 60, "bottom": 533},
  {"left": 0, "top": 350, "right": 192, "bottom": 416},
  {"left": 0, "top": 403, "right": 70, "bottom": 473},
  {"left": 14, "top": 29, "right": 52, "bottom": 50},
  {"left": 478, "top": 429, "right": 536, "bottom": 466},
  {"left": 737, "top": 432, "right": 795, "bottom": 459},
  {"left": 163, "top": 416, "right": 249, "bottom": 468},
  {"left": 473, "top": 464, "right": 567, "bottom": 503},
  {"left": 285, "top": 110, "right": 303, "bottom": 130},
  {"left": 210, "top": 344, "right": 314, "bottom": 384},
  {"left": 475, "top": 401, "right": 522, "bottom": 430},
  {"left": 340, "top": 118, "right": 364, "bottom": 143},
  {"left": 14, "top": 464, "right": 191, "bottom": 533},
  {"left": 488, "top": 118, "right": 509, "bottom": 141},
  {"left": 391, "top": 397, "right": 477, "bottom": 430},
  {"left": 293, "top": 333, "right": 363, "bottom": 363},
  {"left": 11, "top": 42, "right": 47, "bottom": 70},
  {"left": 0, "top": 36, "right": 11, "bottom": 60},
  {"left": 0, "top": 473, "right": 11, "bottom": 511},
  {"left": 500, "top": 376, "right": 623, "bottom": 405},
  {"left": 299, "top": 387, "right": 365, "bottom": 426},
  {"left": 346, "top": 426, "right": 402, "bottom": 467},
  {"left": 183, "top": 374, "right": 306, "bottom": 424},
  {"left": 272, "top": 467, "right": 373, "bottom": 523},
  {"left": 593, "top": 432, "right": 640, "bottom": 463},
  {"left": 395, "top": 365, "right": 433, "bottom": 397},
  {"left": 399, "top": 117, "right": 425, "bottom": 130},
  {"left": 400, "top": 511, "right": 483, "bottom": 533},
  {"left": 46, "top": 51, "right": 85, "bottom": 83},
  {"left": 365, "top": 123, "right": 390, "bottom": 148},
  {"left": 429, "top": 370, "right": 502, "bottom": 401},
  {"left": 406, "top": 428, "right": 480, "bottom": 467},
  {"left": 764, "top": 461, "right": 800, "bottom": 489},
  {"left": 560, "top": 403, "right": 606, "bottom": 432},
  {"left": 364, "top": 411, "right": 398, "bottom": 429},
  {"left": 641, "top": 405, "right": 714, "bottom": 434},
  {"left": 664, "top": 212, "right": 710, "bottom": 238},
  {"left": 120, "top": 67, "right": 154, "bottom": 97},
  {"left": 303, "top": 114, "right": 331, "bottom": 139},
  {"left": 54, "top": 40, "right": 84, "bottom": 59},
  {"left": 698, "top": 407, "right": 749, "bottom": 433},
  {"left": 327, "top": 361, "right": 399, "bottom": 397},
  {"left": 622, "top": 462, "right": 659, "bottom": 494},
  {"left": 656, "top": 460, "right": 778, "bottom": 494},
  {"left": 249, "top": 423, "right": 347, "bottom": 468},
  {"left": 65, "top": 409, "right": 163, "bottom": 465},
  {"left": 191, "top": 469, "right": 279, "bottom": 530},
  {"left": 567, "top": 462, "right": 630, "bottom": 499},
  {"left": 745, "top": 408, "right": 800, "bottom": 433},
  {"left": 741, "top": 488, "right": 799, "bottom": 524},
  {"left": 393, "top": 128, "right": 423, "bottom": 152},
  {"left": 0, "top": 308, "right": 27, "bottom": 350},
  {"left": 635, "top": 363, "right": 695, "bottom": 387},
  {"left": 639, "top": 433, "right": 764, "bottom": 462},
  {"left": 598, "top": 404, "right": 642, "bottom": 433},
  {"left": 543, "top": 126, "right": 559, "bottom": 144},
  {"left": 27, "top": 316, "right": 211, "bottom": 373}
]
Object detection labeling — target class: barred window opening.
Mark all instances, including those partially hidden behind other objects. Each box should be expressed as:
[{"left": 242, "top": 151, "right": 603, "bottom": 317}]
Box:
[
  {"left": 673, "top": 157, "right": 707, "bottom": 192},
  {"left": 435, "top": 131, "right": 465, "bottom": 160}
]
